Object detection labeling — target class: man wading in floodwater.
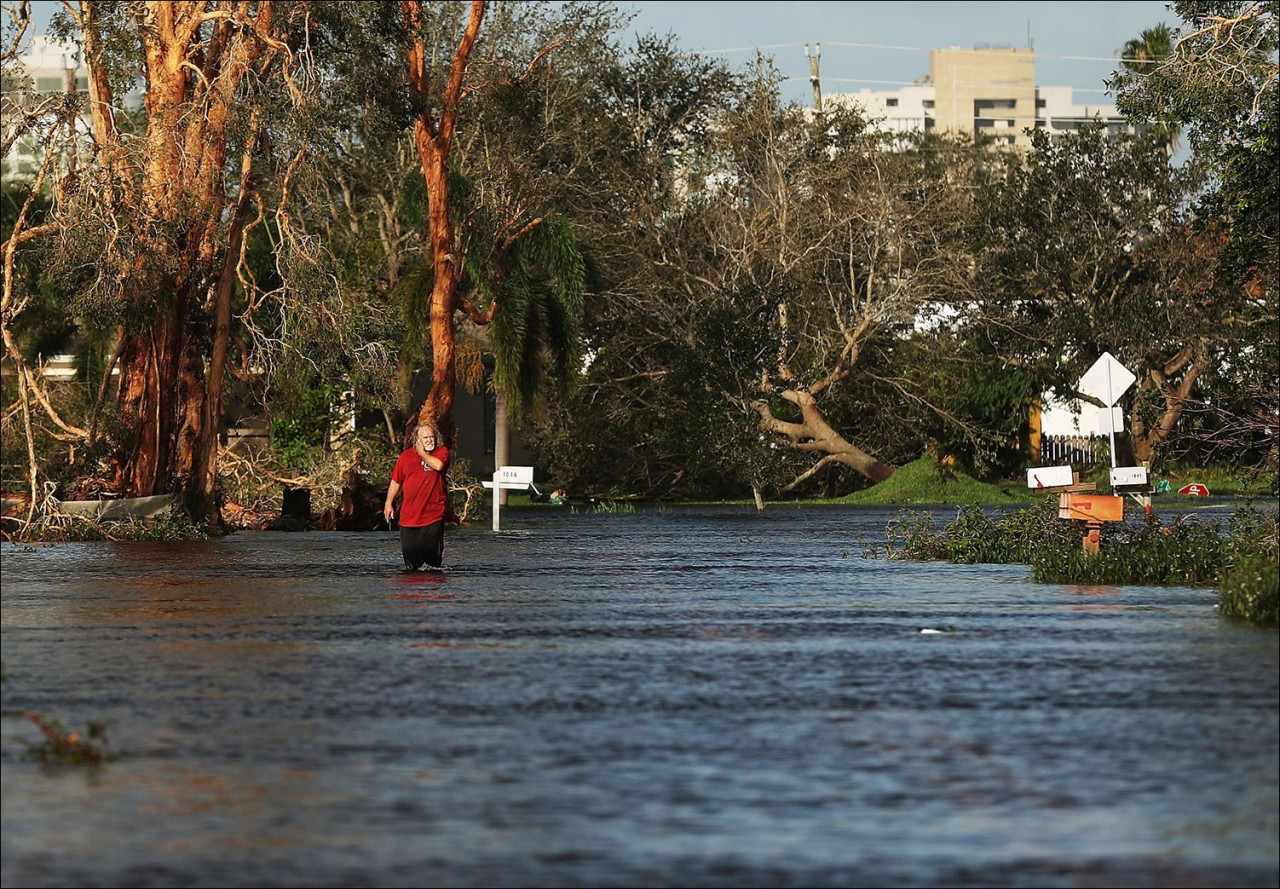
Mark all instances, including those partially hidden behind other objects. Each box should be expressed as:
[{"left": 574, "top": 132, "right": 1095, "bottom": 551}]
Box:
[{"left": 384, "top": 422, "right": 450, "bottom": 571}]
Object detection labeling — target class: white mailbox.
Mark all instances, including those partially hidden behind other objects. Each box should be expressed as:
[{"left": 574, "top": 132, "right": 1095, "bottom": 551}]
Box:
[
  {"left": 1110, "top": 466, "right": 1149, "bottom": 489},
  {"left": 496, "top": 465, "right": 534, "bottom": 488},
  {"left": 486, "top": 465, "right": 536, "bottom": 532},
  {"left": 1027, "top": 465, "right": 1076, "bottom": 489}
]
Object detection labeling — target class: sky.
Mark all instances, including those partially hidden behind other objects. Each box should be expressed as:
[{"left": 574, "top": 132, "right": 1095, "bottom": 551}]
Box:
[
  {"left": 22, "top": 1, "right": 1179, "bottom": 106},
  {"left": 619, "top": 1, "right": 1179, "bottom": 106}
]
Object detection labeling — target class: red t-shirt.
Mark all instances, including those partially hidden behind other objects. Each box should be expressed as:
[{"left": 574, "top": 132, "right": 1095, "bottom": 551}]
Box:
[{"left": 391, "top": 446, "right": 450, "bottom": 526}]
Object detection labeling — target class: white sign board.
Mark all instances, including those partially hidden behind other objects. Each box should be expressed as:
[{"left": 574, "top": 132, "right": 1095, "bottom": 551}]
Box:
[
  {"left": 1027, "top": 465, "right": 1075, "bottom": 489},
  {"left": 1079, "top": 352, "right": 1136, "bottom": 407},
  {"left": 1110, "top": 466, "right": 1148, "bottom": 487},
  {"left": 1096, "top": 407, "right": 1124, "bottom": 434}
]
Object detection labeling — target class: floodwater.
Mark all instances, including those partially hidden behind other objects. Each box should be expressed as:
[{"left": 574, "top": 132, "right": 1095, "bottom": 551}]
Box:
[{"left": 2, "top": 503, "right": 1277, "bottom": 888}]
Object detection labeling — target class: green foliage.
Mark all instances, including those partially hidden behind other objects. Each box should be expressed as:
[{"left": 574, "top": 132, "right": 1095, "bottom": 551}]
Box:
[
  {"left": 1112, "top": 2, "right": 1278, "bottom": 285},
  {"left": 1, "top": 710, "right": 117, "bottom": 767},
  {"left": 1, "top": 182, "right": 86, "bottom": 366},
  {"left": 487, "top": 216, "right": 589, "bottom": 420},
  {"left": 0, "top": 375, "right": 122, "bottom": 504},
  {"left": 882, "top": 509, "right": 949, "bottom": 561},
  {"left": 883, "top": 499, "right": 1280, "bottom": 626},
  {"left": 103, "top": 510, "right": 218, "bottom": 542},
  {"left": 586, "top": 499, "right": 637, "bottom": 515},
  {"left": 1031, "top": 517, "right": 1229, "bottom": 585},
  {"left": 901, "top": 332, "right": 1041, "bottom": 479},
  {"left": 944, "top": 499, "right": 1072, "bottom": 564},
  {"left": 269, "top": 383, "right": 349, "bottom": 469},
  {"left": 882, "top": 497, "right": 1069, "bottom": 563},
  {"left": 1218, "top": 552, "right": 1279, "bottom": 626},
  {"left": 656, "top": 283, "right": 795, "bottom": 498}
]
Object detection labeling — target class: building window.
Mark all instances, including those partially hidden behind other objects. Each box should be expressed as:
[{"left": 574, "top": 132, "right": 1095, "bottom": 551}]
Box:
[
  {"left": 922, "top": 100, "right": 934, "bottom": 109},
  {"left": 886, "top": 98, "right": 899, "bottom": 107}
]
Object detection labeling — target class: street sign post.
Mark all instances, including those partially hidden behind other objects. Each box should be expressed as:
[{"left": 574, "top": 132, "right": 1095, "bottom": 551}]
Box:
[{"left": 1078, "top": 352, "right": 1136, "bottom": 469}]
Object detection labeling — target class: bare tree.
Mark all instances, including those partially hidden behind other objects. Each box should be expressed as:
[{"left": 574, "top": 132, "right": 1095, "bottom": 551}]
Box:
[{"left": 673, "top": 98, "right": 981, "bottom": 489}]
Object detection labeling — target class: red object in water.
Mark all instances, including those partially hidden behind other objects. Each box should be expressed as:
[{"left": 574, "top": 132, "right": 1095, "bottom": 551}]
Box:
[{"left": 1178, "top": 483, "right": 1210, "bottom": 496}]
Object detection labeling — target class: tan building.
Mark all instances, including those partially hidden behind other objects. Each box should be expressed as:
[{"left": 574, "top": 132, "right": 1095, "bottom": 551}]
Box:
[
  {"left": 931, "top": 46, "right": 1037, "bottom": 147},
  {"left": 827, "top": 46, "right": 1135, "bottom": 147}
]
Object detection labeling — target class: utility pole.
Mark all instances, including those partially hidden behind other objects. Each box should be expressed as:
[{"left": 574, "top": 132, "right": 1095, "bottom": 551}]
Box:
[{"left": 805, "top": 43, "right": 823, "bottom": 112}]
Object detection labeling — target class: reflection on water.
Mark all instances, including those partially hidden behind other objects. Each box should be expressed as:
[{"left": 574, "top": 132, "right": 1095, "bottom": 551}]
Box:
[{"left": 3, "top": 504, "right": 1277, "bottom": 888}]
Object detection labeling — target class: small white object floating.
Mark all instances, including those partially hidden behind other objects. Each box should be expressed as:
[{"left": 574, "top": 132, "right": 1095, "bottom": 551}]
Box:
[{"left": 918, "top": 627, "right": 956, "bottom": 634}]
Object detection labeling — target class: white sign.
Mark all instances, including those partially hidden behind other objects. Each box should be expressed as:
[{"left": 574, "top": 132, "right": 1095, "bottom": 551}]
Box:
[
  {"left": 1096, "top": 407, "right": 1124, "bottom": 434},
  {"left": 1079, "top": 352, "right": 1136, "bottom": 407},
  {"left": 1110, "top": 466, "right": 1148, "bottom": 488},
  {"left": 1027, "top": 465, "right": 1075, "bottom": 489}
]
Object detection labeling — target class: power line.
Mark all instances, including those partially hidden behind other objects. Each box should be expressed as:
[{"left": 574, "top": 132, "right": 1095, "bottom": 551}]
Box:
[{"left": 698, "top": 39, "right": 1140, "bottom": 66}]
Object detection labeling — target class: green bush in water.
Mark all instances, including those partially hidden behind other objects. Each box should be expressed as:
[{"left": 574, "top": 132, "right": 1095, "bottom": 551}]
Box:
[
  {"left": 1218, "top": 551, "right": 1279, "bottom": 627},
  {"left": 1031, "top": 516, "right": 1229, "bottom": 585},
  {"left": 882, "top": 509, "right": 949, "bottom": 560},
  {"left": 943, "top": 498, "right": 1070, "bottom": 564}
]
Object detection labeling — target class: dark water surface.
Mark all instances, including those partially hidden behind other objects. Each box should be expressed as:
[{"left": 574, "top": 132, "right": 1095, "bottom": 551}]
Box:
[{"left": 2, "top": 504, "right": 1277, "bottom": 888}]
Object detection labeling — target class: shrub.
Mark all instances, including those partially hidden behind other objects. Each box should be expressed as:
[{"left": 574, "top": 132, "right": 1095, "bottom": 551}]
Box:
[
  {"left": 1218, "top": 552, "right": 1279, "bottom": 626},
  {"left": 944, "top": 497, "right": 1069, "bottom": 564},
  {"left": 1031, "top": 515, "right": 1229, "bottom": 585},
  {"left": 883, "top": 509, "right": 948, "bottom": 560}
]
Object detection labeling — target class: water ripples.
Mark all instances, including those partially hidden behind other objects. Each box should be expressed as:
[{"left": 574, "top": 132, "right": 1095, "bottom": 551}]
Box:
[{"left": 2, "top": 504, "right": 1276, "bottom": 887}]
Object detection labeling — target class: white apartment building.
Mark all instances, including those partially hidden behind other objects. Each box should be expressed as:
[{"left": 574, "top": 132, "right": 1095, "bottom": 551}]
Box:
[
  {"left": 825, "top": 46, "right": 1134, "bottom": 148},
  {"left": 1, "top": 35, "right": 92, "bottom": 182}
]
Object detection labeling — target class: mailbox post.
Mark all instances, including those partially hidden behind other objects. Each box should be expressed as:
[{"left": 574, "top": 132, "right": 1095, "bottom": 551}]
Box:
[
  {"left": 1029, "top": 465, "right": 1126, "bottom": 556},
  {"left": 482, "top": 466, "right": 536, "bottom": 531},
  {"left": 1058, "top": 492, "right": 1124, "bottom": 556}
]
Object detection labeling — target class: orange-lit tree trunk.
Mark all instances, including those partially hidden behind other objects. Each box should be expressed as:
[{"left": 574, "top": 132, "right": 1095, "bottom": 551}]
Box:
[
  {"left": 74, "top": 1, "right": 285, "bottom": 521},
  {"left": 401, "top": 0, "right": 485, "bottom": 443}
]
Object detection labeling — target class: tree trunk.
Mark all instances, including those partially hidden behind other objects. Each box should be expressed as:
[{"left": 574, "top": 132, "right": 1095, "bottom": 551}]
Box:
[
  {"left": 115, "top": 296, "right": 191, "bottom": 498},
  {"left": 415, "top": 135, "right": 460, "bottom": 437},
  {"left": 77, "top": 2, "right": 279, "bottom": 520},
  {"left": 757, "top": 387, "right": 897, "bottom": 486},
  {"left": 1128, "top": 345, "right": 1207, "bottom": 465},
  {"left": 403, "top": 0, "right": 486, "bottom": 445}
]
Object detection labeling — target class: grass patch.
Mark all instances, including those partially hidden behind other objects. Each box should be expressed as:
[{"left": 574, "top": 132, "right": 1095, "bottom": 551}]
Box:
[{"left": 836, "top": 457, "right": 1026, "bottom": 506}]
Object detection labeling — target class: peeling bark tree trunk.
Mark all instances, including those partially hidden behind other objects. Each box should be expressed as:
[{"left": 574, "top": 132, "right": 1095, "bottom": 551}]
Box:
[
  {"left": 418, "top": 137, "right": 461, "bottom": 435},
  {"left": 71, "top": 1, "right": 288, "bottom": 522},
  {"left": 402, "top": 0, "right": 485, "bottom": 444}
]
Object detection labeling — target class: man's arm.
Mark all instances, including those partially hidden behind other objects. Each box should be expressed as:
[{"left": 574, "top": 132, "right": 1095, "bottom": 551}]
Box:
[
  {"left": 384, "top": 479, "right": 401, "bottom": 521},
  {"left": 416, "top": 443, "right": 446, "bottom": 471}
]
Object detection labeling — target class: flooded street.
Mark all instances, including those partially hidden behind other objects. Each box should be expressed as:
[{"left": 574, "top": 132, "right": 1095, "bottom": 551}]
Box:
[{"left": 2, "top": 504, "right": 1277, "bottom": 887}]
